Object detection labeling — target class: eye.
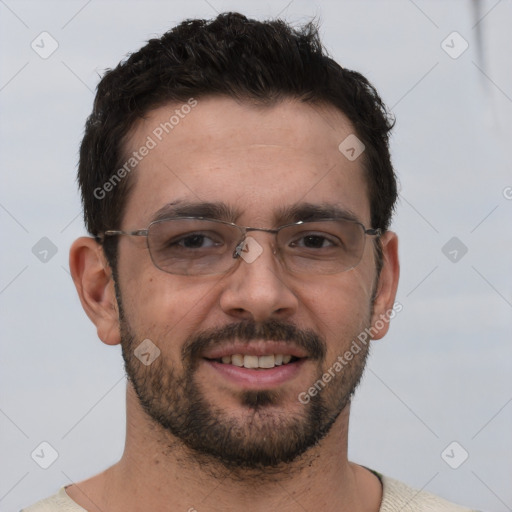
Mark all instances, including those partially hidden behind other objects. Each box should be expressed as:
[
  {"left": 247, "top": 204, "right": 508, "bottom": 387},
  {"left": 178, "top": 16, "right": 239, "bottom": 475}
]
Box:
[
  {"left": 176, "top": 233, "right": 218, "bottom": 249},
  {"left": 290, "top": 232, "right": 340, "bottom": 249},
  {"left": 166, "top": 231, "right": 224, "bottom": 251}
]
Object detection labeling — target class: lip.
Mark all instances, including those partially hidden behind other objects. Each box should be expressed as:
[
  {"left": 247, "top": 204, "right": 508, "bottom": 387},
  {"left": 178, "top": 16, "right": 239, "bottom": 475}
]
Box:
[
  {"left": 201, "top": 340, "right": 309, "bottom": 360},
  {"left": 204, "top": 358, "right": 306, "bottom": 389}
]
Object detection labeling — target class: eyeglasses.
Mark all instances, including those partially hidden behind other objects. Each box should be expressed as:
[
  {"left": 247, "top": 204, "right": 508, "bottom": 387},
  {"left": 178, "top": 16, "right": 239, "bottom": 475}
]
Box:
[{"left": 100, "top": 216, "right": 381, "bottom": 276}]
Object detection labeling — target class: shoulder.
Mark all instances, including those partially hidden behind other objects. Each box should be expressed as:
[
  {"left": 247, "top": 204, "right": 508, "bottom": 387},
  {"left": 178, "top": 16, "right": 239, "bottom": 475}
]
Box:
[
  {"left": 379, "top": 475, "right": 481, "bottom": 512},
  {"left": 21, "top": 487, "right": 86, "bottom": 512}
]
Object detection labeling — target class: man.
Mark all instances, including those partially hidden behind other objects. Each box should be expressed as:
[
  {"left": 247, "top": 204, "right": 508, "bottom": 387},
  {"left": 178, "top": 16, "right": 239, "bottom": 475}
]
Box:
[{"left": 23, "top": 12, "right": 479, "bottom": 512}]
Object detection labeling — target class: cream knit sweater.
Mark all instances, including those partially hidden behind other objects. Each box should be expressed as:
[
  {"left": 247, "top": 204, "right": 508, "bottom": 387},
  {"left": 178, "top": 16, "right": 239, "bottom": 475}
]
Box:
[{"left": 22, "top": 475, "right": 478, "bottom": 511}]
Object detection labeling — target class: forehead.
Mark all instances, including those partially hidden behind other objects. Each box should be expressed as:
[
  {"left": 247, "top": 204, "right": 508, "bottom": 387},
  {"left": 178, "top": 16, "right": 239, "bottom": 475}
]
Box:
[{"left": 122, "top": 96, "right": 370, "bottom": 228}]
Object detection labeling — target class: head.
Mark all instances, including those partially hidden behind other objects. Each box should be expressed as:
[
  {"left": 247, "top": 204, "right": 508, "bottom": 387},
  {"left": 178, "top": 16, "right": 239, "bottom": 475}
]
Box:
[{"left": 70, "top": 12, "right": 399, "bottom": 474}]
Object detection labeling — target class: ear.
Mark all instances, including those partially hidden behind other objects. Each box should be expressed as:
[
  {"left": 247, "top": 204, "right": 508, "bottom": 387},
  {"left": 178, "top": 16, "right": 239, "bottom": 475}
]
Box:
[
  {"left": 369, "top": 231, "right": 400, "bottom": 340},
  {"left": 69, "top": 237, "right": 121, "bottom": 346}
]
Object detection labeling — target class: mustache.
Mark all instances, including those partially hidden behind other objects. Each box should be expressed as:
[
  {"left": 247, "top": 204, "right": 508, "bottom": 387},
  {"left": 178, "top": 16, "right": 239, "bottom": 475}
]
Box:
[{"left": 182, "top": 319, "right": 326, "bottom": 362}]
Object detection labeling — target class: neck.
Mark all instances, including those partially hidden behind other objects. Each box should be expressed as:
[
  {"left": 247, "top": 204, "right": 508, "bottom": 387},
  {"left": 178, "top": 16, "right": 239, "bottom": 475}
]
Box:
[{"left": 67, "top": 384, "right": 382, "bottom": 512}]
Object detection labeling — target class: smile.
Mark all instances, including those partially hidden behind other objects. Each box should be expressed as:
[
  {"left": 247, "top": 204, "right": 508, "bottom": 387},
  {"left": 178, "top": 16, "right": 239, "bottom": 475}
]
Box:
[
  {"left": 208, "top": 354, "right": 298, "bottom": 369},
  {"left": 200, "top": 340, "right": 309, "bottom": 388}
]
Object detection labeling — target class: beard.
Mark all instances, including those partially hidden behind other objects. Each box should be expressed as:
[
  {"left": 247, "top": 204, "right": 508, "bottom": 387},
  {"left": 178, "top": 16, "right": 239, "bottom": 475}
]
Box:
[{"left": 118, "top": 300, "right": 371, "bottom": 474}]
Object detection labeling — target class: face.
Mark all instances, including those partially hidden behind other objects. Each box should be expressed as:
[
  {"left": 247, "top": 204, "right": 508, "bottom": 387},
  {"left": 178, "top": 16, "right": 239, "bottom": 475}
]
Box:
[{"left": 112, "top": 97, "right": 392, "bottom": 471}]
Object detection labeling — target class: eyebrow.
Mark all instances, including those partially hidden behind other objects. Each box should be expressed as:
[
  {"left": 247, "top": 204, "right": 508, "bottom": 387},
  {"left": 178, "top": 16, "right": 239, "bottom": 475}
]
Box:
[
  {"left": 150, "top": 200, "right": 361, "bottom": 226},
  {"left": 151, "top": 201, "right": 242, "bottom": 223},
  {"left": 275, "top": 203, "right": 360, "bottom": 224}
]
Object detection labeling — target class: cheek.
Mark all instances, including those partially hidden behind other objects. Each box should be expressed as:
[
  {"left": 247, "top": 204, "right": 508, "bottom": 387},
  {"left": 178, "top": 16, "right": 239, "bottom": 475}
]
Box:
[
  {"left": 300, "top": 273, "right": 373, "bottom": 359},
  {"left": 117, "top": 263, "right": 222, "bottom": 353}
]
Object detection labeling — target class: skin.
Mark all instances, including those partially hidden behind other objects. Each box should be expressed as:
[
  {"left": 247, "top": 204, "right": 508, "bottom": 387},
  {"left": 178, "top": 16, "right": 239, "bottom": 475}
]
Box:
[{"left": 69, "top": 97, "right": 399, "bottom": 512}]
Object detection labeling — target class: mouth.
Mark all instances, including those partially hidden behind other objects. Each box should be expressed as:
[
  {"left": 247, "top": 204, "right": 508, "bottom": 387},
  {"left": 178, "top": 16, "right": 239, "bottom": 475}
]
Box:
[
  {"left": 205, "top": 353, "right": 300, "bottom": 369},
  {"left": 201, "top": 342, "right": 308, "bottom": 389}
]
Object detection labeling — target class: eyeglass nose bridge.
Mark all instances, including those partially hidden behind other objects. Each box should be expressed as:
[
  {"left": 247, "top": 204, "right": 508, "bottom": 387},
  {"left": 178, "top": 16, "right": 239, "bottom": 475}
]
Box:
[{"left": 232, "top": 226, "right": 280, "bottom": 259}]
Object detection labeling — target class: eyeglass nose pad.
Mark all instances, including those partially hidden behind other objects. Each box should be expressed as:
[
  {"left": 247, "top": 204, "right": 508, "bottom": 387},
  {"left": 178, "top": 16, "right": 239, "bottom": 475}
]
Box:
[
  {"left": 233, "top": 238, "right": 246, "bottom": 259},
  {"left": 233, "top": 236, "right": 278, "bottom": 259}
]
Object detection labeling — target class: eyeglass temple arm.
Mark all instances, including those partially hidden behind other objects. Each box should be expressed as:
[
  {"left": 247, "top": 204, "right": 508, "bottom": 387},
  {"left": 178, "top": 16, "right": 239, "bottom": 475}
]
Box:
[{"left": 97, "top": 229, "right": 149, "bottom": 242}]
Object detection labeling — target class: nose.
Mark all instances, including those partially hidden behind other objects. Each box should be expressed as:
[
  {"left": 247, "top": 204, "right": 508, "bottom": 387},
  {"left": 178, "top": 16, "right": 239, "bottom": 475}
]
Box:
[{"left": 219, "top": 235, "right": 299, "bottom": 323}]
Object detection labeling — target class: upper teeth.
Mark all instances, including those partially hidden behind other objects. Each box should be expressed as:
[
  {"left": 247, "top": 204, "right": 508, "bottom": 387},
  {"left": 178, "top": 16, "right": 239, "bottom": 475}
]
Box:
[{"left": 220, "top": 354, "right": 293, "bottom": 368}]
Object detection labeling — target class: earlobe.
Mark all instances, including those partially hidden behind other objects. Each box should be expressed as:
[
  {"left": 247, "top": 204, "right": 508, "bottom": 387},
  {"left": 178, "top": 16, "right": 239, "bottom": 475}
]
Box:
[
  {"left": 369, "top": 231, "right": 400, "bottom": 341},
  {"left": 69, "top": 237, "right": 121, "bottom": 346}
]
